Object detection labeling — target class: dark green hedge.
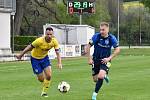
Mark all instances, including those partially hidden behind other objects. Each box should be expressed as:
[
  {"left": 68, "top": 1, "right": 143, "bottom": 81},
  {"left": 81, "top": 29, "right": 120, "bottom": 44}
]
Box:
[
  {"left": 14, "top": 36, "right": 37, "bottom": 51},
  {"left": 123, "top": 0, "right": 139, "bottom": 2}
]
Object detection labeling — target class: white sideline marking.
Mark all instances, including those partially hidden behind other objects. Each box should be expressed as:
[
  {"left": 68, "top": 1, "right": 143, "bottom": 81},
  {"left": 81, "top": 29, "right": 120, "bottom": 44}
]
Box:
[
  {"left": 0, "top": 65, "right": 30, "bottom": 72},
  {"left": 0, "top": 67, "right": 28, "bottom": 72},
  {"left": 0, "top": 65, "right": 18, "bottom": 69}
]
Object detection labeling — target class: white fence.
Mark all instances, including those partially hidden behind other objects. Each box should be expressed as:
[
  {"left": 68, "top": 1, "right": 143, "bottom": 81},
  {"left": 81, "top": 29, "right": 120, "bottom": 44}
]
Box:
[
  {"left": 1, "top": 46, "right": 150, "bottom": 62},
  {"left": 0, "top": 45, "right": 82, "bottom": 61}
]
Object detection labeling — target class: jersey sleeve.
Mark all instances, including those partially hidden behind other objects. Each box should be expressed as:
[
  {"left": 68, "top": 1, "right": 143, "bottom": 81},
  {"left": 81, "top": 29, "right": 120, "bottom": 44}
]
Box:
[
  {"left": 111, "top": 35, "right": 119, "bottom": 48},
  {"left": 89, "top": 33, "right": 98, "bottom": 46},
  {"left": 31, "top": 38, "right": 41, "bottom": 48},
  {"left": 53, "top": 38, "right": 60, "bottom": 51}
]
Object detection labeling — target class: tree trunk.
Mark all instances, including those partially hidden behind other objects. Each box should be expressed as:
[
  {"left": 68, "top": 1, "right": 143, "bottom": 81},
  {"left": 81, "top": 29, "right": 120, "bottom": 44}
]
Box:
[{"left": 14, "top": 0, "right": 30, "bottom": 35}]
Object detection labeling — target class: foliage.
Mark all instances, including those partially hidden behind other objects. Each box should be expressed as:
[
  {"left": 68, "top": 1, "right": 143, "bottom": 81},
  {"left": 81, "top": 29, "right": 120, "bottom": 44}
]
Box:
[
  {"left": 141, "top": 0, "right": 150, "bottom": 9},
  {"left": 20, "top": 0, "right": 111, "bottom": 35},
  {"left": 123, "top": 0, "right": 140, "bottom": 2},
  {"left": 14, "top": 36, "right": 37, "bottom": 51},
  {"left": 123, "top": 1, "right": 144, "bottom": 10},
  {"left": 119, "top": 1, "right": 150, "bottom": 46},
  {"left": 55, "top": 3, "right": 79, "bottom": 24},
  {"left": 16, "top": 0, "right": 150, "bottom": 46},
  {"left": 83, "top": 0, "right": 110, "bottom": 30}
]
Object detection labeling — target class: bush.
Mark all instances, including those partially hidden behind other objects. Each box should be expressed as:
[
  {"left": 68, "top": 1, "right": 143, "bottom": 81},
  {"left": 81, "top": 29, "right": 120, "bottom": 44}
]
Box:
[{"left": 13, "top": 36, "right": 37, "bottom": 51}]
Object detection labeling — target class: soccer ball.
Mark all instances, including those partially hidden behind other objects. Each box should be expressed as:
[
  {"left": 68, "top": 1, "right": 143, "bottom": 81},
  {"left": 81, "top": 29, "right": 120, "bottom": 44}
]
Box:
[{"left": 58, "top": 81, "right": 70, "bottom": 93}]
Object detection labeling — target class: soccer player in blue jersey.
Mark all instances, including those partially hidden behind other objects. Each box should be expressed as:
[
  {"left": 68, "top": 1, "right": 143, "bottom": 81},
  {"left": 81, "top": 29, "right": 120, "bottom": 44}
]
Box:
[
  {"left": 85, "top": 22, "right": 120, "bottom": 100},
  {"left": 16, "top": 27, "right": 62, "bottom": 97}
]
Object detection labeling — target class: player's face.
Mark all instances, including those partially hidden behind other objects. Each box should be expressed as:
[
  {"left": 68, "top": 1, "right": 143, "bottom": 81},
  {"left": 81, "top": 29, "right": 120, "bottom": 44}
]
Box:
[
  {"left": 100, "top": 25, "right": 109, "bottom": 37},
  {"left": 45, "top": 30, "right": 53, "bottom": 42}
]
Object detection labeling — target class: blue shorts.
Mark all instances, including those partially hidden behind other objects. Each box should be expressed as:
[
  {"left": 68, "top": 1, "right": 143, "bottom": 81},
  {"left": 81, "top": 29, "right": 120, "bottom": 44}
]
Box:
[
  {"left": 31, "top": 56, "right": 51, "bottom": 74},
  {"left": 92, "top": 60, "right": 110, "bottom": 76}
]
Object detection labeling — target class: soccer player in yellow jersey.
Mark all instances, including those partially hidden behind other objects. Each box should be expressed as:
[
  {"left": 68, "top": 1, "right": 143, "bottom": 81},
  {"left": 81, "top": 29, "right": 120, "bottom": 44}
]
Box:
[{"left": 16, "top": 27, "right": 62, "bottom": 97}]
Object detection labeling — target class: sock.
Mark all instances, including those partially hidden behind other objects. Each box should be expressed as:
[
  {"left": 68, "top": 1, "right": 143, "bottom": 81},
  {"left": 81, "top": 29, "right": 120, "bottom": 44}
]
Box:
[
  {"left": 42, "top": 79, "right": 51, "bottom": 93},
  {"left": 92, "top": 92, "right": 98, "bottom": 96},
  {"left": 95, "top": 78, "right": 103, "bottom": 93}
]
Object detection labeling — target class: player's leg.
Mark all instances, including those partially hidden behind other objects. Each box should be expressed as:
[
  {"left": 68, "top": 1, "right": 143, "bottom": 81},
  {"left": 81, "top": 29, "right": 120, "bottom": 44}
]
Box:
[
  {"left": 95, "top": 69, "right": 106, "bottom": 92},
  {"left": 92, "top": 63, "right": 99, "bottom": 82},
  {"left": 31, "top": 56, "right": 44, "bottom": 82},
  {"left": 104, "top": 74, "right": 109, "bottom": 83},
  {"left": 92, "top": 74, "right": 98, "bottom": 100},
  {"left": 32, "top": 67, "right": 49, "bottom": 97},
  {"left": 40, "top": 56, "right": 51, "bottom": 97},
  {"left": 92, "top": 70, "right": 106, "bottom": 100},
  {"left": 36, "top": 72, "right": 50, "bottom": 97},
  {"left": 92, "top": 62, "right": 110, "bottom": 100},
  {"left": 41, "top": 66, "right": 52, "bottom": 95},
  {"left": 104, "top": 62, "right": 111, "bottom": 83},
  {"left": 44, "top": 66, "right": 52, "bottom": 80},
  {"left": 93, "top": 75, "right": 98, "bottom": 82},
  {"left": 37, "top": 72, "right": 44, "bottom": 82},
  {"left": 91, "top": 62, "right": 100, "bottom": 100},
  {"left": 31, "top": 56, "right": 49, "bottom": 97}
]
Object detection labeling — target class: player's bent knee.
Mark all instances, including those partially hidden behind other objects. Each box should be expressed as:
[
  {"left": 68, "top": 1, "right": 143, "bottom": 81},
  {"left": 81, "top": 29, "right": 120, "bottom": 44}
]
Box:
[
  {"left": 38, "top": 77, "right": 44, "bottom": 82},
  {"left": 46, "top": 75, "right": 51, "bottom": 81},
  {"left": 98, "top": 75, "right": 104, "bottom": 80},
  {"left": 93, "top": 75, "right": 98, "bottom": 82},
  {"left": 37, "top": 75, "right": 44, "bottom": 82}
]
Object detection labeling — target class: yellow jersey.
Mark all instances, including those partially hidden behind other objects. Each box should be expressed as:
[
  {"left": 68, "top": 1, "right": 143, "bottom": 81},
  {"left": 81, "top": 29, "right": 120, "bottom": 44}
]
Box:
[{"left": 31, "top": 37, "right": 59, "bottom": 59}]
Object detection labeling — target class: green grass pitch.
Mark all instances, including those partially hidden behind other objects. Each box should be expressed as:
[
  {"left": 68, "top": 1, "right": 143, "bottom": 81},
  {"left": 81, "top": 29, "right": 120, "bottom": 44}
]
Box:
[{"left": 0, "top": 49, "right": 150, "bottom": 100}]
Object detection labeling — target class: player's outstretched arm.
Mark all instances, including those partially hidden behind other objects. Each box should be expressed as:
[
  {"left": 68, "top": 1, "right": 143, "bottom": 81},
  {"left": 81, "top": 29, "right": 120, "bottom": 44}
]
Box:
[
  {"left": 109, "top": 47, "right": 120, "bottom": 60},
  {"left": 101, "top": 47, "right": 120, "bottom": 64},
  {"left": 55, "top": 50, "right": 62, "bottom": 69},
  {"left": 16, "top": 44, "right": 33, "bottom": 60}
]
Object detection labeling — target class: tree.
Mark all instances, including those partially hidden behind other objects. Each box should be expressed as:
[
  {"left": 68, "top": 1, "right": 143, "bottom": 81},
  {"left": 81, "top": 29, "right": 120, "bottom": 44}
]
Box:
[
  {"left": 119, "top": 2, "right": 150, "bottom": 45},
  {"left": 20, "top": 0, "right": 111, "bottom": 35},
  {"left": 141, "top": 0, "right": 150, "bottom": 9},
  {"left": 83, "top": 0, "right": 110, "bottom": 30},
  {"left": 107, "top": 0, "right": 124, "bottom": 25},
  {"left": 15, "top": 0, "right": 30, "bottom": 35},
  {"left": 123, "top": 0, "right": 139, "bottom": 2}
]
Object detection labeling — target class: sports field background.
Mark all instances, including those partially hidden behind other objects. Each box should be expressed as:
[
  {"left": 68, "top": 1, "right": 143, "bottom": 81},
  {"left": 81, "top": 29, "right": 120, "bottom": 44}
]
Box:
[{"left": 0, "top": 48, "right": 150, "bottom": 100}]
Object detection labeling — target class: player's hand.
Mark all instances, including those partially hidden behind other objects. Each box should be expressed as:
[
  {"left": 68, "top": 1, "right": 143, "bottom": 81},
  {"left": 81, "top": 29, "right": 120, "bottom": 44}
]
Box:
[
  {"left": 101, "top": 57, "right": 111, "bottom": 64},
  {"left": 88, "top": 58, "right": 93, "bottom": 65},
  {"left": 83, "top": 46, "right": 88, "bottom": 55},
  {"left": 57, "top": 63, "right": 62, "bottom": 70},
  {"left": 16, "top": 54, "right": 23, "bottom": 60}
]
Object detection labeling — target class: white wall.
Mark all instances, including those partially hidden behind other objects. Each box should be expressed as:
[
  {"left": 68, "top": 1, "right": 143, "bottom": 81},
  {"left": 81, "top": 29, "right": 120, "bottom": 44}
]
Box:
[
  {"left": 67, "top": 26, "right": 77, "bottom": 44},
  {"left": 53, "top": 27, "right": 65, "bottom": 44},
  {"left": 76, "top": 26, "right": 87, "bottom": 44},
  {"left": 0, "top": 12, "right": 11, "bottom": 49},
  {"left": 87, "top": 26, "right": 95, "bottom": 44}
]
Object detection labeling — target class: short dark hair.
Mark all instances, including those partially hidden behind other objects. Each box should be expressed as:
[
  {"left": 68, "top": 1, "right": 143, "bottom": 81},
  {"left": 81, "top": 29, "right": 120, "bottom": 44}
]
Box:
[{"left": 46, "top": 27, "right": 53, "bottom": 31}]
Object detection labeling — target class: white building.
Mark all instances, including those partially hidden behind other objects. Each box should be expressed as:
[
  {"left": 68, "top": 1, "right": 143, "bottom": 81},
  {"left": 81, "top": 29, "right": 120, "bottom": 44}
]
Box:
[
  {"left": 0, "top": 0, "right": 16, "bottom": 55},
  {"left": 0, "top": 12, "right": 11, "bottom": 54}
]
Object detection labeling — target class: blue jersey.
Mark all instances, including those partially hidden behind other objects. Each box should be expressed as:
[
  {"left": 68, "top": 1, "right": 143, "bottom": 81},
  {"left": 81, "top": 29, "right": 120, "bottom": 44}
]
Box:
[{"left": 90, "top": 32, "right": 119, "bottom": 60}]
